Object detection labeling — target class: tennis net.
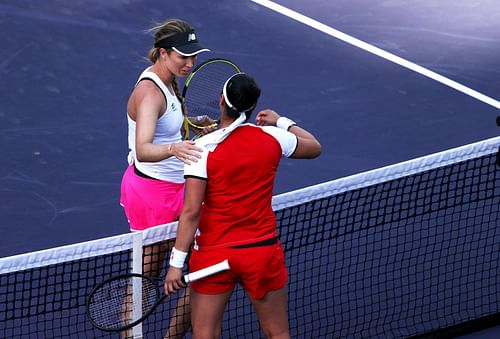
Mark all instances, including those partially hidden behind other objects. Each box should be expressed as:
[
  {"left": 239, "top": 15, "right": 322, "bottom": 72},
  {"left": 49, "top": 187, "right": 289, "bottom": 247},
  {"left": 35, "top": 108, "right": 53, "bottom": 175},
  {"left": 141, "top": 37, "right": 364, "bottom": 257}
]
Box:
[{"left": 0, "top": 136, "right": 499, "bottom": 338}]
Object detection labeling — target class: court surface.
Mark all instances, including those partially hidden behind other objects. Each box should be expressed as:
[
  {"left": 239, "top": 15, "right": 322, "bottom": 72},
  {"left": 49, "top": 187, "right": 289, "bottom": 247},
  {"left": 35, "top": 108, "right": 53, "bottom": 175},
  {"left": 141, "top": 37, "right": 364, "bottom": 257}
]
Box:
[
  {"left": 1, "top": 0, "right": 498, "bottom": 259},
  {"left": 1, "top": 1, "right": 499, "bottom": 337}
]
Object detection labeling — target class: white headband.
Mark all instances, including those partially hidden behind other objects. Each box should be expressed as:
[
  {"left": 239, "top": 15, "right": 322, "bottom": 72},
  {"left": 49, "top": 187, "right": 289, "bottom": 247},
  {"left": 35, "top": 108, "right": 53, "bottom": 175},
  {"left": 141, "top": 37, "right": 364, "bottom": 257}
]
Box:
[
  {"left": 222, "top": 73, "right": 239, "bottom": 110},
  {"left": 222, "top": 72, "right": 256, "bottom": 113}
]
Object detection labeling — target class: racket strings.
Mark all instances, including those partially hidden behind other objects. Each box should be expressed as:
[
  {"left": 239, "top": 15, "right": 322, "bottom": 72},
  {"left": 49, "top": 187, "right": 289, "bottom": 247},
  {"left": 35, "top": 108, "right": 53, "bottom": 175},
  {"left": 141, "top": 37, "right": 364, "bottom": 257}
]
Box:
[
  {"left": 88, "top": 276, "right": 159, "bottom": 330},
  {"left": 185, "top": 62, "right": 241, "bottom": 122}
]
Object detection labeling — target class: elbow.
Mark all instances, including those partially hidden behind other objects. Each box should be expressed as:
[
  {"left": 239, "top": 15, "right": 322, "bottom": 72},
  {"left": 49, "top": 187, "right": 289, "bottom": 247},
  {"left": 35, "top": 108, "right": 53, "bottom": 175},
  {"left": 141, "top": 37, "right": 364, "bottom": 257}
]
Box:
[
  {"left": 135, "top": 145, "right": 146, "bottom": 162},
  {"left": 135, "top": 152, "right": 150, "bottom": 162},
  {"left": 179, "top": 209, "right": 201, "bottom": 228},
  {"left": 305, "top": 139, "right": 322, "bottom": 159},
  {"left": 180, "top": 201, "right": 202, "bottom": 222},
  {"left": 136, "top": 153, "right": 146, "bottom": 162},
  {"left": 310, "top": 141, "right": 322, "bottom": 158},
  {"left": 135, "top": 145, "right": 152, "bottom": 162},
  {"left": 292, "top": 140, "right": 322, "bottom": 159},
  {"left": 313, "top": 142, "right": 322, "bottom": 158}
]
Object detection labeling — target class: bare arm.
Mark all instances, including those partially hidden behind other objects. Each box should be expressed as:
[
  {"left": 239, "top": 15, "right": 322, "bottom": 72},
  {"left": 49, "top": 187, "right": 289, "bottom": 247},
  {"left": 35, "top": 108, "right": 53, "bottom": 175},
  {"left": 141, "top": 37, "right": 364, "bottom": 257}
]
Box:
[
  {"left": 174, "top": 177, "right": 206, "bottom": 252},
  {"left": 255, "top": 109, "right": 321, "bottom": 159},
  {"left": 131, "top": 81, "right": 202, "bottom": 164},
  {"left": 164, "top": 177, "right": 206, "bottom": 294}
]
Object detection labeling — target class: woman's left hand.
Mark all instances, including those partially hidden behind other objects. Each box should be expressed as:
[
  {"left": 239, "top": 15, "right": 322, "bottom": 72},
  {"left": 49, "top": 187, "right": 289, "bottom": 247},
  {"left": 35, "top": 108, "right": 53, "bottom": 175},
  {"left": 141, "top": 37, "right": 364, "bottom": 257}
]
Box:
[
  {"left": 255, "top": 109, "right": 281, "bottom": 126},
  {"left": 171, "top": 140, "right": 203, "bottom": 165}
]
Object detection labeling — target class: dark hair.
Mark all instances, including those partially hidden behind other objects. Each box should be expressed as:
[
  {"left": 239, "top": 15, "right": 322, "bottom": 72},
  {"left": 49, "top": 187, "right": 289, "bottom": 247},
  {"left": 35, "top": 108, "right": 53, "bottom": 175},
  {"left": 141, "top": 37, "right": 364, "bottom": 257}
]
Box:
[{"left": 224, "top": 73, "right": 261, "bottom": 120}]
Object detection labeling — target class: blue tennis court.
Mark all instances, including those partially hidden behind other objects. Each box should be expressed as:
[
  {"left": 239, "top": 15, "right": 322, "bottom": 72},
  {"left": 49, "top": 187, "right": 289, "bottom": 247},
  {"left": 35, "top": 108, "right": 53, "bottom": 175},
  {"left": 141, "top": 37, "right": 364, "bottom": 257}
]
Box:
[
  {"left": 1, "top": 0, "right": 498, "bottom": 256},
  {"left": 0, "top": 0, "right": 499, "bottom": 337}
]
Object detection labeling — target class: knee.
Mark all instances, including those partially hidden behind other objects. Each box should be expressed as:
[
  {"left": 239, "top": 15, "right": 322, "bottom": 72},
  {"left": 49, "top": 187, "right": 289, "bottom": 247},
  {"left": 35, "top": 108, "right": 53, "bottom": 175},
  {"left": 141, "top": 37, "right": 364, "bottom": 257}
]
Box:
[
  {"left": 192, "top": 326, "right": 221, "bottom": 339},
  {"left": 261, "top": 327, "right": 290, "bottom": 339},
  {"left": 191, "top": 318, "right": 222, "bottom": 339}
]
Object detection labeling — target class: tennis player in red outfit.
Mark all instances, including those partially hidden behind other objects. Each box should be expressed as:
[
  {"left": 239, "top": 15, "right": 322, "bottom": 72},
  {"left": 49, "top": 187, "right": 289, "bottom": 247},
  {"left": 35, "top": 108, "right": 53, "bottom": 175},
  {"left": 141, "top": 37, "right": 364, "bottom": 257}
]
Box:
[{"left": 164, "top": 73, "right": 321, "bottom": 338}]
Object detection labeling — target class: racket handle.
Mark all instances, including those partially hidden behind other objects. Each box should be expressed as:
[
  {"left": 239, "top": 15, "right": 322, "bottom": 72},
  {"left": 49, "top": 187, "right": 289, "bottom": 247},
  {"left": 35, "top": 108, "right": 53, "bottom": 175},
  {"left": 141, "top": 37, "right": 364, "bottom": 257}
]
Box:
[{"left": 182, "top": 259, "right": 230, "bottom": 284}]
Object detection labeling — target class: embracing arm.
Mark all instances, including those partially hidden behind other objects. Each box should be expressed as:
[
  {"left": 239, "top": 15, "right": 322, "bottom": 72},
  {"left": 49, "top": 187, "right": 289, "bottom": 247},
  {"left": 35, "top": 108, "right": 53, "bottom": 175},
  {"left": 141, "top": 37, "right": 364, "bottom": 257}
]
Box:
[
  {"left": 256, "top": 109, "right": 322, "bottom": 159},
  {"left": 132, "top": 82, "right": 202, "bottom": 165}
]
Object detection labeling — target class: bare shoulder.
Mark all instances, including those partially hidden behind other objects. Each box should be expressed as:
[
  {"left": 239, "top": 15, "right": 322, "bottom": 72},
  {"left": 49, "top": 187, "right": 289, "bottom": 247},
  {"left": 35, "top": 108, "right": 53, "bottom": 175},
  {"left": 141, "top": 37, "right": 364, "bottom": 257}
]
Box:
[
  {"left": 134, "top": 79, "right": 163, "bottom": 98},
  {"left": 128, "top": 80, "right": 166, "bottom": 120}
]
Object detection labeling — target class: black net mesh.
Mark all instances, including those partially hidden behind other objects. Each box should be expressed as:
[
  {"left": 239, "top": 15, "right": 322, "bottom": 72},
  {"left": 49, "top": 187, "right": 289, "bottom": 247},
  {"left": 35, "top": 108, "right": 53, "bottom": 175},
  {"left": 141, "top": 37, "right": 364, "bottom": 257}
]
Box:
[{"left": 0, "top": 144, "right": 499, "bottom": 338}]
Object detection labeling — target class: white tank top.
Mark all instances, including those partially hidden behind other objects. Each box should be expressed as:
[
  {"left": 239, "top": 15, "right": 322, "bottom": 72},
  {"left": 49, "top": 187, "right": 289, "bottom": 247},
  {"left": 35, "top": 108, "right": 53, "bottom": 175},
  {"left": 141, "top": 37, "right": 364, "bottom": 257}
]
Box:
[{"left": 127, "top": 67, "right": 184, "bottom": 183}]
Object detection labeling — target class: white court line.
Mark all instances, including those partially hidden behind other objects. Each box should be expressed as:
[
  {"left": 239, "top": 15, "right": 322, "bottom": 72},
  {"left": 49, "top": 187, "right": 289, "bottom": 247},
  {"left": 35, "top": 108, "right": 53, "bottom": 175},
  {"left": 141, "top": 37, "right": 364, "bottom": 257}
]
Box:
[{"left": 251, "top": 0, "right": 500, "bottom": 110}]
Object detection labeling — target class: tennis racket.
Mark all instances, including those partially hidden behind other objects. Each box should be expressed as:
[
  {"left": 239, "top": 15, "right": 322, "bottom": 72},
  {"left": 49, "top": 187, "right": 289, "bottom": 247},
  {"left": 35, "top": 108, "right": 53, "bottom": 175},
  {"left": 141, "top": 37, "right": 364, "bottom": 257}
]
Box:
[
  {"left": 86, "top": 259, "right": 230, "bottom": 332},
  {"left": 181, "top": 58, "right": 241, "bottom": 139}
]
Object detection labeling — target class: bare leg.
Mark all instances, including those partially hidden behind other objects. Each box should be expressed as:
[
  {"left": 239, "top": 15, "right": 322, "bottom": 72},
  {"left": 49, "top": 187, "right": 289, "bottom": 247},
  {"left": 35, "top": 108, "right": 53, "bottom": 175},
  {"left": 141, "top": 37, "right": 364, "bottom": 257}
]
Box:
[
  {"left": 250, "top": 286, "right": 290, "bottom": 339},
  {"left": 142, "top": 239, "right": 192, "bottom": 339},
  {"left": 120, "top": 295, "right": 132, "bottom": 339},
  {"left": 120, "top": 240, "right": 168, "bottom": 339},
  {"left": 143, "top": 240, "right": 171, "bottom": 277},
  {"left": 190, "top": 288, "right": 233, "bottom": 339},
  {"left": 164, "top": 288, "right": 191, "bottom": 338}
]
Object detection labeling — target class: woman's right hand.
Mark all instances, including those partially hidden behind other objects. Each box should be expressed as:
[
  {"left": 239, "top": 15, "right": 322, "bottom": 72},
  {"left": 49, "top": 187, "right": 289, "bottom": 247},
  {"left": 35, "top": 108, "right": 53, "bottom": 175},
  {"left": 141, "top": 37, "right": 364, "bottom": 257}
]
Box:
[
  {"left": 164, "top": 267, "right": 185, "bottom": 295},
  {"left": 170, "top": 140, "right": 203, "bottom": 165},
  {"left": 190, "top": 115, "right": 217, "bottom": 127}
]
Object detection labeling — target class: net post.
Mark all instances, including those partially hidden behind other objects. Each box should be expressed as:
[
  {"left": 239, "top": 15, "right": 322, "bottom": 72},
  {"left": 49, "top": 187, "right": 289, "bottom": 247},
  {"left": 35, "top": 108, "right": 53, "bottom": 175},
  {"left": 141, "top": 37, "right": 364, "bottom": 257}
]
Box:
[{"left": 131, "top": 232, "right": 144, "bottom": 338}]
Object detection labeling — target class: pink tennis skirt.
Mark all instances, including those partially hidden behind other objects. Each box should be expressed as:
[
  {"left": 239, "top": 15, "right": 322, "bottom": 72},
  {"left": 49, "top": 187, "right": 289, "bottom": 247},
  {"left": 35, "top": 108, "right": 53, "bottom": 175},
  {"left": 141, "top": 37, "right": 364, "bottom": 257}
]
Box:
[{"left": 120, "top": 165, "right": 185, "bottom": 231}]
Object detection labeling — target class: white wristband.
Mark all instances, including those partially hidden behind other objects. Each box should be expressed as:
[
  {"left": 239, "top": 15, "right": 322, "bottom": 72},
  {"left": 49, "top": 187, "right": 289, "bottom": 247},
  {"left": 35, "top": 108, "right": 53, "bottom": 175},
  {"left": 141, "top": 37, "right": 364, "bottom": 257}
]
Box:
[
  {"left": 276, "top": 117, "right": 296, "bottom": 131},
  {"left": 169, "top": 247, "right": 188, "bottom": 268}
]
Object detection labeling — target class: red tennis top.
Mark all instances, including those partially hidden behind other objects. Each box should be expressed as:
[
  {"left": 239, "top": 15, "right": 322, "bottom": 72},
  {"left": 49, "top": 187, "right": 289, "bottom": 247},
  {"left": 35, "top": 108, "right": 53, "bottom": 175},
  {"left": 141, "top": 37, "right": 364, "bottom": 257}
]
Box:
[{"left": 184, "top": 123, "right": 297, "bottom": 248}]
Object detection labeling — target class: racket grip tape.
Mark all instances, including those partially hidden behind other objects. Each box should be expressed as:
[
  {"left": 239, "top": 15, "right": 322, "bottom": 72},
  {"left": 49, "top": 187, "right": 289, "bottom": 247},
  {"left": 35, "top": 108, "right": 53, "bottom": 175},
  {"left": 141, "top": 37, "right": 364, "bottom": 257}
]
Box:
[{"left": 182, "top": 259, "right": 230, "bottom": 284}]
